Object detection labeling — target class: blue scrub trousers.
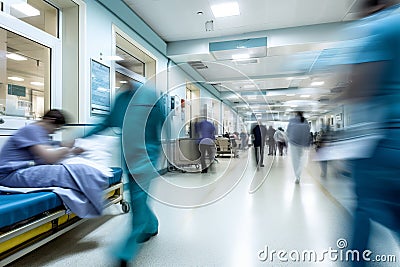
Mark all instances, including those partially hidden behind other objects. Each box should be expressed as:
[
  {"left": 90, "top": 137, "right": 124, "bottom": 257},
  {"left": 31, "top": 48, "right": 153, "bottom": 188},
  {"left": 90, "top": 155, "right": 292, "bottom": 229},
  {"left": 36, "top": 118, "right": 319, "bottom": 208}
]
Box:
[
  {"left": 350, "top": 140, "right": 400, "bottom": 266},
  {"left": 114, "top": 171, "right": 158, "bottom": 261}
]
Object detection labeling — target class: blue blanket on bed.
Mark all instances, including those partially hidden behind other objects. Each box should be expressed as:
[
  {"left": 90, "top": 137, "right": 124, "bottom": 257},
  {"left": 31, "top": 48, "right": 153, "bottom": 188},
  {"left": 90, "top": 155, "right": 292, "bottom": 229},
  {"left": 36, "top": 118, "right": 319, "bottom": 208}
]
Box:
[{"left": 0, "top": 163, "right": 108, "bottom": 218}]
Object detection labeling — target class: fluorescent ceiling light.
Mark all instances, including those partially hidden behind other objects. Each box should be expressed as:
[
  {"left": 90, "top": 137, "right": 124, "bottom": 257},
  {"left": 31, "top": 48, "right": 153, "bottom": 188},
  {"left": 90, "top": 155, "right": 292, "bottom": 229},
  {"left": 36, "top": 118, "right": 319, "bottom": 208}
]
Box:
[
  {"left": 8, "top": 76, "right": 24, "bottom": 81},
  {"left": 311, "top": 81, "right": 324, "bottom": 86},
  {"left": 286, "top": 94, "right": 296, "bottom": 96},
  {"left": 247, "top": 95, "right": 257, "bottom": 100},
  {"left": 232, "top": 53, "right": 250, "bottom": 60},
  {"left": 300, "top": 94, "right": 311, "bottom": 98},
  {"left": 30, "top": 81, "right": 44, "bottom": 86},
  {"left": 6, "top": 53, "right": 27, "bottom": 61},
  {"left": 243, "top": 84, "right": 255, "bottom": 89},
  {"left": 226, "top": 94, "right": 240, "bottom": 100},
  {"left": 97, "top": 87, "right": 108, "bottom": 92},
  {"left": 120, "top": 81, "right": 128, "bottom": 84},
  {"left": 11, "top": 3, "right": 40, "bottom": 17},
  {"left": 211, "top": 2, "right": 240, "bottom": 18},
  {"left": 107, "top": 56, "right": 124, "bottom": 61}
]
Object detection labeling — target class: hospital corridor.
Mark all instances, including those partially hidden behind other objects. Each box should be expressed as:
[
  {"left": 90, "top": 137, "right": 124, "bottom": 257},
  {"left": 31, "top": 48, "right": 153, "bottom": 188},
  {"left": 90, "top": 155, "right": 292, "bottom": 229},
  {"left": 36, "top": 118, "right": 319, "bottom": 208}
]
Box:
[
  {"left": 1, "top": 0, "right": 400, "bottom": 266},
  {"left": 5, "top": 148, "right": 400, "bottom": 267}
]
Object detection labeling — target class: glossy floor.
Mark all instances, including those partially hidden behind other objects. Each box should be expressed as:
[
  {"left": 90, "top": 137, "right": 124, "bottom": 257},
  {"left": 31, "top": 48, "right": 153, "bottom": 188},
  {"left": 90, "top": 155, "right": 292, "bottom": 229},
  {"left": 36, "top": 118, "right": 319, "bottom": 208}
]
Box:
[{"left": 8, "top": 148, "right": 399, "bottom": 266}]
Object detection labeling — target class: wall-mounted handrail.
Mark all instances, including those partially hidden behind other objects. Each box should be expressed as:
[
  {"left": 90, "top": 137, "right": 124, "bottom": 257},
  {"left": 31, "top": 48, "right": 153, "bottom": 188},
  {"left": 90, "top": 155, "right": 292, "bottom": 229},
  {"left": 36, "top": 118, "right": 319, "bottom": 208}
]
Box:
[
  {"left": 63, "top": 124, "right": 97, "bottom": 127},
  {"left": 0, "top": 128, "right": 19, "bottom": 131}
]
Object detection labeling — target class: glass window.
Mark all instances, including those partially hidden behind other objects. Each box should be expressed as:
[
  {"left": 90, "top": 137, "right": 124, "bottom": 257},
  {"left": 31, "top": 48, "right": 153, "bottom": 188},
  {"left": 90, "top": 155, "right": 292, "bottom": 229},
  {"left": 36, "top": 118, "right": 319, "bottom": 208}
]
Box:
[
  {"left": 2, "top": 0, "right": 59, "bottom": 38},
  {"left": 0, "top": 28, "right": 50, "bottom": 118},
  {"left": 115, "top": 33, "right": 148, "bottom": 77},
  {"left": 115, "top": 71, "right": 131, "bottom": 92},
  {"left": 116, "top": 46, "right": 145, "bottom": 77}
]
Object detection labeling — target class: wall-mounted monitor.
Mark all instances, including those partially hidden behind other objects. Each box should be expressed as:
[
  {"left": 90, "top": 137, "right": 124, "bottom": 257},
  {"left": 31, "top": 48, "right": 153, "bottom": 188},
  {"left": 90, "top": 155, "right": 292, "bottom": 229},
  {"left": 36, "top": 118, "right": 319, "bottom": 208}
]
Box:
[{"left": 90, "top": 59, "right": 111, "bottom": 115}]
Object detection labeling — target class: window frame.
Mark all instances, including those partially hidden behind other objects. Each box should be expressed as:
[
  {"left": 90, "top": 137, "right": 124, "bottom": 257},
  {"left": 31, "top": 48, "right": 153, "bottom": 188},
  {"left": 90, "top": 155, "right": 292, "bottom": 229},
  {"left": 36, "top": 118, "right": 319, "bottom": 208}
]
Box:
[{"left": 0, "top": 8, "right": 62, "bottom": 111}]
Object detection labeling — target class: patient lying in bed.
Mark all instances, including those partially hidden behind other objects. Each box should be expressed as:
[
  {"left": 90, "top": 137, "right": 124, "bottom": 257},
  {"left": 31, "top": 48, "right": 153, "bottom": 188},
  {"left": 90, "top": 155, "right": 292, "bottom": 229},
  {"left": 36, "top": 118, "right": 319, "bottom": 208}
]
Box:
[{"left": 0, "top": 109, "right": 109, "bottom": 218}]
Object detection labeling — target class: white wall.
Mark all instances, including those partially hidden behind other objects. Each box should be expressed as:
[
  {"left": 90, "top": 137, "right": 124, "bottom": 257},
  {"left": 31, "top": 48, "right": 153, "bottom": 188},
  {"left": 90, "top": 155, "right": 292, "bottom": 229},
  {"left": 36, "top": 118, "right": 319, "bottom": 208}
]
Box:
[
  {"left": 82, "top": 0, "right": 168, "bottom": 123},
  {"left": 166, "top": 63, "right": 189, "bottom": 139}
]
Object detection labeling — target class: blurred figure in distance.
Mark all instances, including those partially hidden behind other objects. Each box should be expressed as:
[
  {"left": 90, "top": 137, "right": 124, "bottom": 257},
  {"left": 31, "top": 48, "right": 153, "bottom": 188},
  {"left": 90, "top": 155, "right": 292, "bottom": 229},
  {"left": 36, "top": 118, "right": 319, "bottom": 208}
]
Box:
[
  {"left": 286, "top": 111, "right": 311, "bottom": 184},
  {"left": 252, "top": 120, "right": 267, "bottom": 167},
  {"left": 266, "top": 125, "right": 276, "bottom": 156},
  {"left": 273, "top": 127, "right": 288, "bottom": 156},
  {"left": 196, "top": 116, "right": 216, "bottom": 173},
  {"left": 239, "top": 129, "right": 248, "bottom": 150}
]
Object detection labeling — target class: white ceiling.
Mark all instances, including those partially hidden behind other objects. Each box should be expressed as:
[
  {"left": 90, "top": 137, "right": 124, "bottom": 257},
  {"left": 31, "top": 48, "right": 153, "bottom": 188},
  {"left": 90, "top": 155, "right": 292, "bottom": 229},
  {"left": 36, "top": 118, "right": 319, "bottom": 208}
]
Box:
[
  {"left": 124, "top": 0, "right": 359, "bottom": 42},
  {"left": 123, "top": 0, "right": 364, "bottom": 122}
]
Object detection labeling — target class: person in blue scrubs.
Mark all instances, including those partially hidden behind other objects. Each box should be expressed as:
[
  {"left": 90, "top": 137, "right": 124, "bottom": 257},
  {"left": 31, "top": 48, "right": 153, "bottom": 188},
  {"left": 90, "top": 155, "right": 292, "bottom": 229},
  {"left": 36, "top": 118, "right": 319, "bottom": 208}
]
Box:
[
  {"left": 0, "top": 110, "right": 109, "bottom": 218},
  {"left": 337, "top": 1, "right": 400, "bottom": 265},
  {"left": 0, "top": 109, "right": 72, "bottom": 176},
  {"left": 195, "top": 117, "right": 216, "bottom": 173},
  {"left": 0, "top": 109, "right": 86, "bottom": 180},
  {"left": 84, "top": 80, "right": 166, "bottom": 266}
]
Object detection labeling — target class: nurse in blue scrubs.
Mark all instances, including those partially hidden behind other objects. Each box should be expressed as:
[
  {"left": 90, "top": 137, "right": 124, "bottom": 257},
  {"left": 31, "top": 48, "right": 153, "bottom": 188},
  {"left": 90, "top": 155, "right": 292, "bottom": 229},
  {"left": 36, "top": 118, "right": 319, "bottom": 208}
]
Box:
[
  {"left": 85, "top": 80, "right": 166, "bottom": 266},
  {"left": 337, "top": 1, "right": 400, "bottom": 265}
]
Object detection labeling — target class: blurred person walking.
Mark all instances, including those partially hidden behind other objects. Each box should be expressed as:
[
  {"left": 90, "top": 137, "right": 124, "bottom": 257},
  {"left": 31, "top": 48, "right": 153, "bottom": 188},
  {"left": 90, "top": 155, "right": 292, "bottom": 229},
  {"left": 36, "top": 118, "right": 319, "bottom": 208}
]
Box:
[
  {"left": 239, "top": 129, "right": 248, "bottom": 150},
  {"left": 335, "top": 1, "right": 400, "bottom": 265},
  {"left": 252, "top": 121, "right": 267, "bottom": 167},
  {"left": 84, "top": 80, "right": 166, "bottom": 266},
  {"left": 266, "top": 125, "right": 276, "bottom": 156},
  {"left": 273, "top": 127, "right": 288, "bottom": 156},
  {"left": 196, "top": 117, "right": 216, "bottom": 173},
  {"left": 315, "top": 125, "right": 332, "bottom": 178},
  {"left": 286, "top": 111, "right": 311, "bottom": 184}
]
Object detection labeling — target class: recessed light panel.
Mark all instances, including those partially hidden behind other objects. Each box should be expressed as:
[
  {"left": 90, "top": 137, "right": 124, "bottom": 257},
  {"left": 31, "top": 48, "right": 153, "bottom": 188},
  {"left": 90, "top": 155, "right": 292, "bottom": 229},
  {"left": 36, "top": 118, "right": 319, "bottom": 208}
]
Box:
[
  {"left": 311, "top": 81, "right": 324, "bottom": 86},
  {"left": 30, "top": 81, "right": 44, "bottom": 86},
  {"left": 8, "top": 76, "right": 24, "bottom": 82},
  {"left": 6, "top": 53, "right": 27, "bottom": 61},
  {"left": 211, "top": 2, "right": 240, "bottom": 18},
  {"left": 11, "top": 3, "right": 40, "bottom": 17}
]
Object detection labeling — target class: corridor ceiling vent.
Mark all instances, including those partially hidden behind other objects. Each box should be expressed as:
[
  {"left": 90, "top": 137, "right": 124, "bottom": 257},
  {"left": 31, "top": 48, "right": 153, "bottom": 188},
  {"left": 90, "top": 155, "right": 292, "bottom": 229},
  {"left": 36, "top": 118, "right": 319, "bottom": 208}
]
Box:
[
  {"left": 330, "top": 87, "right": 344, "bottom": 93},
  {"left": 209, "top": 37, "right": 267, "bottom": 61},
  {"left": 205, "top": 20, "right": 214, "bottom": 32},
  {"left": 188, "top": 61, "right": 208, "bottom": 70},
  {"left": 318, "top": 97, "right": 330, "bottom": 103},
  {"left": 234, "top": 58, "right": 259, "bottom": 65}
]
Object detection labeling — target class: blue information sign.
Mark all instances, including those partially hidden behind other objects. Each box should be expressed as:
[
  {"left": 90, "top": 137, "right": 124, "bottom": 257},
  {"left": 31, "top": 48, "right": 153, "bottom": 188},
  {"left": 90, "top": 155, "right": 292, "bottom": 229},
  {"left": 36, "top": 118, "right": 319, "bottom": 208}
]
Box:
[{"left": 91, "top": 59, "right": 111, "bottom": 115}]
